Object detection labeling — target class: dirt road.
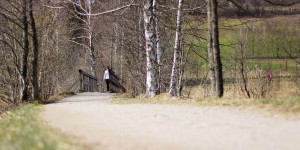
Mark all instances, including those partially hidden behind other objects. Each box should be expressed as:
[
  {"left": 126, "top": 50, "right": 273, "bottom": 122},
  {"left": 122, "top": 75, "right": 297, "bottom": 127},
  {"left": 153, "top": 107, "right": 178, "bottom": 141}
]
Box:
[{"left": 42, "top": 93, "right": 300, "bottom": 150}]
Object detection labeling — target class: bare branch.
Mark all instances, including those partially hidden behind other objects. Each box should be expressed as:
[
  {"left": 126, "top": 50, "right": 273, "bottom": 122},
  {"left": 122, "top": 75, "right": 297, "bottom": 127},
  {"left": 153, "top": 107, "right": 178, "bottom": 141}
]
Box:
[
  {"left": 157, "top": 4, "right": 206, "bottom": 12},
  {"left": 0, "top": 40, "right": 22, "bottom": 75},
  {"left": 40, "top": 4, "right": 64, "bottom": 9},
  {"left": 77, "top": 4, "right": 139, "bottom": 16},
  {"left": 71, "top": 36, "right": 90, "bottom": 40},
  {"left": 263, "top": 0, "right": 300, "bottom": 6},
  {"left": 68, "top": 39, "right": 89, "bottom": 49},
  {"left": 0, "top": 12, "right": 23, "bottom": 29},
  {"left": 0, "top": 29, "right": 24, "bottom": 49}
]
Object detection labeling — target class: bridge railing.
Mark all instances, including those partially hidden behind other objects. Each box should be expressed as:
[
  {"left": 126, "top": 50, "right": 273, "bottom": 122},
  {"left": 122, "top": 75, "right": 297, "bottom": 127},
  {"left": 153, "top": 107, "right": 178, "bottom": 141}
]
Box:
[
  {"left": 79, "top": 69, "right": 98, "bottom": 92},
  {"left": 108, "top": 70, "right": 126, "bottom": 93}
]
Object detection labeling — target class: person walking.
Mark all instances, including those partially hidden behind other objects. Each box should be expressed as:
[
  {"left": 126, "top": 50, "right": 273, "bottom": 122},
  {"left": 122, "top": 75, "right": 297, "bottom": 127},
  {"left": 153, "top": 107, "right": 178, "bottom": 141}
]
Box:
[
  {"left": 104, "top": 66, "right": 110, "bottom": 92},
  {"left": 266, "top": 72, "right": 273, "bottom": 82}
]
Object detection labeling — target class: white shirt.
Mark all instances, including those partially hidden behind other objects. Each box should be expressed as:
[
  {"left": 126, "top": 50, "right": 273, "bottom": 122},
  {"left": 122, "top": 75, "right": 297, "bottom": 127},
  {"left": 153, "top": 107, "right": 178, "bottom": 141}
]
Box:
[{"left": 104, "top": 69, "right": 109, "bottom": 80}]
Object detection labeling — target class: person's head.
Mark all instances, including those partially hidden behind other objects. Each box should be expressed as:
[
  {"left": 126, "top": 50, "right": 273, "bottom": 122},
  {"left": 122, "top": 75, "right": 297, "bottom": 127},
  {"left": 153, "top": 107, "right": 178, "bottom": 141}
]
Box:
[{"left": 107, "top": 66, "right": 110, "bottom": 70}]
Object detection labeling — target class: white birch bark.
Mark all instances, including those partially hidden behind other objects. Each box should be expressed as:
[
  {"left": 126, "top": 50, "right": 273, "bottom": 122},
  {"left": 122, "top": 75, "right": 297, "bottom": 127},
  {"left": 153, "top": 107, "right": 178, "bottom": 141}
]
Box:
[
  {"left": 70, "top": 0, "right": 136, "bottom": 77},
  {"left": 85, "top": 0, "right": 96, "bottom": 76},
  {"left": 113, "top": 22, "right": 119, "bottom": 74},
  {"left": 144, "top": 0, "right": 156, "bottom": 97},
  {"left": 169, "top": 0, "right": 184, "bottom": 96},
  {"left": 70, "top": 0, "right": 96, "bottom": 77}
]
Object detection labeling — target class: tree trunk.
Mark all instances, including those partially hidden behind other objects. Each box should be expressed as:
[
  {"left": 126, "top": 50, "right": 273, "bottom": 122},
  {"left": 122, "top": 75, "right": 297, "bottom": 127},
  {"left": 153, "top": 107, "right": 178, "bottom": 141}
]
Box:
[
  {"left": 20, "top": 0, "right": 30, "bottom": 102},
  {"left": 240, "top": 61, "right": 251, "bottom": 98},
  {"left": 86, "top": 0, "right": 97, "bottom": 77},
  {"left": 90, "top": 39, "right": 97, "bottom": 77},
  {"left": 237, "top": 28, "right": 251, "bottom": 98},
  {"left": 177, "top": 46, "right": 185, "bottom": 97},
  {"left": 206, "top": 0, "right": 216, "bottom": 96},
  {"left": 211, "top": 0, "right": 224, "bottom": 97},
  {"left": 169, "top": 0, "right": 184, "bottom": 97},
  {"left": 153, "top": 0, "right": 161, "bottom": 94},
  {"left": 138, "top": 8, "right": 145, "bottom": 94},
  {"left": 144, "top": 0, "right": 157, "bottom": 97},
  {"left": 29, "top": 0, "right": 39, "bottom": 100}
]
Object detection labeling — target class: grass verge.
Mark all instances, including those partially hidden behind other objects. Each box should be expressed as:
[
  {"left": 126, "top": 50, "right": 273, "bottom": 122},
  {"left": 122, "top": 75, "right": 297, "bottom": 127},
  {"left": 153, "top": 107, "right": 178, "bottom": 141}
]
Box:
[
  {"left": 112, "top": 94, "right": 300, "bottom": 117},
  {"left": 0, "top": 104, "right": 83, "bottom": 150},
  {"left": 42, "top": 92, "right": 76, "bottom": 104}
]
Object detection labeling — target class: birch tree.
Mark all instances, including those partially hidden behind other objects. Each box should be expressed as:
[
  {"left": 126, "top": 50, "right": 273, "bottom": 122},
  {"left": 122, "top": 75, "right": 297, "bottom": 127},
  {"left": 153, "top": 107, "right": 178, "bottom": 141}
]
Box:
[
  {"left": 86, "top": 0, "right": 96, "bottom": 77},
  {"left": 144, "top": 0, "right": 157, "bottom": 97},
  {"left": 69, "top": 0, "right": 97, "bottom": 76},
  {"left": 69, "top": 0, "right": 138, "bottom": 77},
  {"left": 169, "top": 0, "right": 184, "bottom": 97}
]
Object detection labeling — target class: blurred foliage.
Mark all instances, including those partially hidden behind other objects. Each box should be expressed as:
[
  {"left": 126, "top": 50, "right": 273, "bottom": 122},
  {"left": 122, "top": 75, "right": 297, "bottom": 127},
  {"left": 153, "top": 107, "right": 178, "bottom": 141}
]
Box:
[{"left": 0, "top": 104, "right": 82, "bottom": 150}]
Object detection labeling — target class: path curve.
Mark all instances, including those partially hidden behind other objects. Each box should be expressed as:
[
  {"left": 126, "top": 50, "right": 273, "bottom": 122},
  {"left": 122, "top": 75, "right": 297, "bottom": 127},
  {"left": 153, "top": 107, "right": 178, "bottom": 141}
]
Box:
[{"left": 42, "top": 93, "right": 300, "bottom": 150}]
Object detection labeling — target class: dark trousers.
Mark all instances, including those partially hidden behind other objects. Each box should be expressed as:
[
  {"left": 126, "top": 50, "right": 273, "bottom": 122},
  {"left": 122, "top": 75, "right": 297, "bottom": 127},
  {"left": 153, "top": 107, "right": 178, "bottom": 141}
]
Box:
[{"left": 105, "top": 79, "right": 109, "bottom": 91}]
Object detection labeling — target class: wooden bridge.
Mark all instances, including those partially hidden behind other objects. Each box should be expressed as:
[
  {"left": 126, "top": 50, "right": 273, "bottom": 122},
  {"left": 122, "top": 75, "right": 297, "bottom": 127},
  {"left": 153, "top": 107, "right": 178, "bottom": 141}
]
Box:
[{"left": 79, "top": 69, "right": 125, "bottom": 93}]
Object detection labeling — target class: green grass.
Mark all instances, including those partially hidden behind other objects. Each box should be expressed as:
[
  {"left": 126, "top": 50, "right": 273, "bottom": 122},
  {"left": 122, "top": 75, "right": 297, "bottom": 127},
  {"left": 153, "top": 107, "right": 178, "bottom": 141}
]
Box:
[
  {"left": 183, "top": 15, "right": 300, "bottom": 60},
  {"left": 0, "top": 104, "right": 83, "bottom": 150},
  {"left": 257, "top": 97, "right": 300, "bottom": 112},
  {"left": 246, "top": 62, "right": 284, "bottom": 69},
  {"left": 182, "top": 15, "right": 300, "bottom": 80}
]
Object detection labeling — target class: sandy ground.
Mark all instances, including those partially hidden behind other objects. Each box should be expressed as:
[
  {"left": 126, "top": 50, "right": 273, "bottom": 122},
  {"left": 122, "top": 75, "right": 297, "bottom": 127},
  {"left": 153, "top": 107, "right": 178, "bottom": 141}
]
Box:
[{"left": 42, "top": 93, "right": 300, "bottom": 150}]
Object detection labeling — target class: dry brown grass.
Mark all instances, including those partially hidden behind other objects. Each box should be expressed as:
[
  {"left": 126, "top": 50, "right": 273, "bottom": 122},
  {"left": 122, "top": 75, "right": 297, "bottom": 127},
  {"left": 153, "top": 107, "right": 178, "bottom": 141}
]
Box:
[
  {"left": 185, "top": 77, "right": 299, "bottom": 99},
  {"left": 0, "top": 102, "right": 15, "bottom": 115},
  {"left": 42, "top": 92, "right": 76, "bottom": 104},
  {"left": 112, "top": 81, "right": 300, "bottom": 118},
  {"left": 112, "top": 93, "right": 198, "bottom": 105}
]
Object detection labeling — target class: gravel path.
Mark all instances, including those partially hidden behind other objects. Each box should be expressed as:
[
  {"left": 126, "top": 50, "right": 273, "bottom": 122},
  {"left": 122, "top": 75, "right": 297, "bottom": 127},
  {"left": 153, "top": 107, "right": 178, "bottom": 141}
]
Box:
[{"left": 42, "top": 93, "right": 300, "bottom": 150}]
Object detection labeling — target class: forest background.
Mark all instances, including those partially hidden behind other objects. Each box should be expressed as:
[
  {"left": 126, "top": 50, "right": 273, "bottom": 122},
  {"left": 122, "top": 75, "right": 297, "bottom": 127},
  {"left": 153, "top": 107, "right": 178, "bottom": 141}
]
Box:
[{"left": 0, "top": 0, "right": 300, "bottom": 109}]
